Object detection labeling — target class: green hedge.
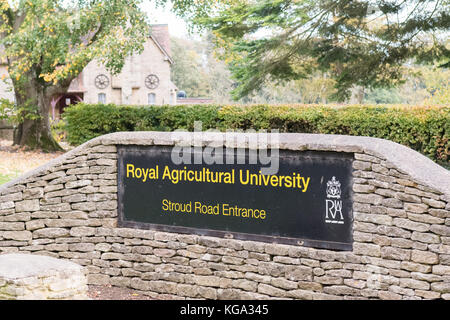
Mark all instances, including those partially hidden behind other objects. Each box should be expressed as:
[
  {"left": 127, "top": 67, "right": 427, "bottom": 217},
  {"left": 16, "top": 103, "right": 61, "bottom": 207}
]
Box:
[{"left": 62, "top": 103, "right": 449, "bottom": 164}]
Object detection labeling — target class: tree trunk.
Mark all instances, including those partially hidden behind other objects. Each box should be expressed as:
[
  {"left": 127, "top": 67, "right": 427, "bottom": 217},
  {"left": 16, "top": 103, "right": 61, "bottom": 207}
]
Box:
[
  {"left": 356, "top": 86, "right": 365, "bottom": 104},
  {"left": 12, "top": 82, "right": 63, "bottom": 152}
]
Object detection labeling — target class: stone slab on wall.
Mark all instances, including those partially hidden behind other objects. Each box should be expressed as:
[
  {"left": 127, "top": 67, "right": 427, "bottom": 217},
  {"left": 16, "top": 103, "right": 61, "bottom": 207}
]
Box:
[
  {"left": 0, "top": 253, "right": 88, "bottom": 299},
  {"left": 0, "top": 132, "right": 449, "bottom": 300}
]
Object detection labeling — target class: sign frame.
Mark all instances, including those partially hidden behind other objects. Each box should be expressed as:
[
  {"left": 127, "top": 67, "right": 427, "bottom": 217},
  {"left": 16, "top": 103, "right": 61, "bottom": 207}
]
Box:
[{"left": 117, "top": 145, "right": 354, "bottom": 251}]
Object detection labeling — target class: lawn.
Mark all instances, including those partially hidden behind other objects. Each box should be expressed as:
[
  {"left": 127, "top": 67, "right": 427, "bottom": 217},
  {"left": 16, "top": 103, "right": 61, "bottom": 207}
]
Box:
[{"left": 0, "top": 173, "right": 18, "bottom": 185}]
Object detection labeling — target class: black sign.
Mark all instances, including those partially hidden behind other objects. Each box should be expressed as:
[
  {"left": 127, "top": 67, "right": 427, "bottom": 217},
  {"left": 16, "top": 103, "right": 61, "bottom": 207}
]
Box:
[{"left": 117, "top": 145, "right": 353, "bottom": 250}]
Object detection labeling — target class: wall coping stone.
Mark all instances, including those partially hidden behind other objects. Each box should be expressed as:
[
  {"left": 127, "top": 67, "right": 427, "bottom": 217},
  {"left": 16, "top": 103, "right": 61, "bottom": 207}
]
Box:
[{"left": 1, "top": 132, "right": 449, "bottom": 196}]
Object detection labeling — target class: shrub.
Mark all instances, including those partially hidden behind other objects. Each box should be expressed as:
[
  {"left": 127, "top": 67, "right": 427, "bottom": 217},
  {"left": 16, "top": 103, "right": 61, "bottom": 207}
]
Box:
[{"left": 63, "top": 103, "right": 449, "bottom": 164}]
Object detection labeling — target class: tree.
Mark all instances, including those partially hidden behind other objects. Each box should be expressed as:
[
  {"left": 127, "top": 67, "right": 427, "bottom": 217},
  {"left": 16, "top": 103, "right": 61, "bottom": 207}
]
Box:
[
  {"left": 170, "top": 37, "right": 211, "bottom": 97},
  {"left": 0, "top": 0, "right": 148, "bottom": 150},
  {"left": 170, "top": 34, "right": 234, "bottom": 102},
  {"left": 177, "top": 0, "right": 450, "bottom": 101}
]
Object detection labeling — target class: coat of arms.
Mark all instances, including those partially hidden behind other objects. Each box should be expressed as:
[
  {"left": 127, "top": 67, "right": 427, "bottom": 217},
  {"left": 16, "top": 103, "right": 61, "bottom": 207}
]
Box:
[{"left": 326, "top": 176, "right": 341, "bottom": 199}]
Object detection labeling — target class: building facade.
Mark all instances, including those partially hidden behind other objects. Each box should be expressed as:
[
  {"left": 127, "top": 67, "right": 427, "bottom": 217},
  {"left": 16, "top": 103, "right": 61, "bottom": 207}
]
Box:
[{"left": 0, "top": 25, "right": 177, "bottom": 118}]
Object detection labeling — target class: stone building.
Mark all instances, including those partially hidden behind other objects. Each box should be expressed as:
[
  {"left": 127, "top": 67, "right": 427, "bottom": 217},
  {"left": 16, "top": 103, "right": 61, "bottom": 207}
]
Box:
[{"left": 0, "top": 24, "right": 178, "bottom": 118}]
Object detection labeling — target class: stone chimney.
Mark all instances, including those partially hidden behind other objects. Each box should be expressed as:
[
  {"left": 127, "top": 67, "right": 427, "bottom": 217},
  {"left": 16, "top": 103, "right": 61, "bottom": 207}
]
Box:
[{"left": 150, "top": 24, "right": 171, "bottom": 56}]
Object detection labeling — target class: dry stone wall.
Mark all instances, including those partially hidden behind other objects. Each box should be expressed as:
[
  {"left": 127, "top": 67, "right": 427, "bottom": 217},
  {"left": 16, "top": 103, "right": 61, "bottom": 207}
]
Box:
[{"left": 0, "top": 132, "right": 449, "bottom": 300}]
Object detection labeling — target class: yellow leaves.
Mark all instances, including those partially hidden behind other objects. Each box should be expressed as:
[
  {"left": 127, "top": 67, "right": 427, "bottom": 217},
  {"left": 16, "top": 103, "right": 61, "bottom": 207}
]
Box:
[
  {"left": 1, "top": 74, "right": 6, "bottom": 81},
  {"left": 39, "top": 73, "right": 53, "bottom": 83},
  {"left": 0, "top": 0, "right": 10, "bottom": 11}
]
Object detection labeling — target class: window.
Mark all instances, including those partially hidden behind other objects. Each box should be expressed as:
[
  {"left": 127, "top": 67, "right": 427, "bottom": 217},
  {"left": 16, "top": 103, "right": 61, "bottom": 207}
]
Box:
[
  {"left": 148, "top": 93, "right": 156, "bottom": 105},
  {"left": 98, "top": 93, "right": 106, "bottom": 104}
]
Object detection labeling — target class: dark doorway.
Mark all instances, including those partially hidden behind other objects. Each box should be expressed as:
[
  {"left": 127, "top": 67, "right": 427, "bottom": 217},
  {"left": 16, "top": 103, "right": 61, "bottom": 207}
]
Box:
[{"left": 51, "top": 93, "right": 83, "bottom": 119}]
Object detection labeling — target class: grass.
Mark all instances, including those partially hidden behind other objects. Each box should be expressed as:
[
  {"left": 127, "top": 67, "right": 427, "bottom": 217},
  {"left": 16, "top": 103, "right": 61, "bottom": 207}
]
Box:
[{"left": 0, "top": 172, "right": 20, "bottom": 186}]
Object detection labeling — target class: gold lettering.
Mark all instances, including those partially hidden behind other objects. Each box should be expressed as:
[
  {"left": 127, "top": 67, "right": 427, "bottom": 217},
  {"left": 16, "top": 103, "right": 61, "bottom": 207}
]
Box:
[
  {"left": 302, "top": 177, "right": 310, "bottom": 192},
  {"left": 126, "top": 164, "right": 135, "bottom": 178}
]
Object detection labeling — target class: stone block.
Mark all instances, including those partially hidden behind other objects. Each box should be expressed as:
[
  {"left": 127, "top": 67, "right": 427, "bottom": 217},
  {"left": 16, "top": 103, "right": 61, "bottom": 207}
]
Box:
[
  {"left": 399, "top": 278, "right": 430, "bottom": 290},
  {"left": 377, "top": 225, "right": 411, "bottom": 238},
  {"left": 0, "top": 192, "right": 23, "bottom": 203},
  {"left": 354, "top": 193, "right": 383, "bottom": 205},
  {"left": 65, "top": 180, "right": 92, "bottom": 189},
  {"left": 352, "top": 161, "right": 372, "bottom": 171},
  {"left": 381, "top": 247, "right": 411, "bottom": 261},
  {"left": 61, "top": 194, "right": 87, "bottom": 203},
  {"left": 392, "top": 218, "right": 429, "bottom": 232},
  {"left": 323, "top": 285, "right": 360, "bottom": 296},
  {"left": 395, "top": 193, "right": 421, "bottom": 203},
  {"left": 430, "top": 282, "right": 450, "bottom": 293},
  {"left": 432, "top": 265, "right": 450, "bottom": 275},
  {"left": 284, "top": 265, "right": 313, "bottom": 281},
  {"left": 411, "top": 250, "right": 439, "bottom": 265},
  {"left": 193, "top": 275, "right": 231, "bottom": 288},
  {"left": 404, "top": 203, "right": 429, "bottom": 214},
  {"left": 353, "top": 184, "right": 376, "bottom": 193},
  {"left": 430, "top": 225, "right": 450, "bottom": 236},
  {"left": 69, "top": 227, "right": 96, "bottom": 237},
  {"left": 353, "top": 243, "right": 381, "bottom": 257},
  {"left": 422, "top": 198, "right": 446, "bottom": 209},
  {"left": 407, "top": 213, "right": 445, "bottom": 225},
  {"left": 411, "top": 232, "right": 440, "bottom": 244},
  {"left": 15, "top": 200, "right": 39, "bottom": 212},
  {"left": 33, "top": 228, "right": 69, "bottom": 238},
  {"left": 21, "top": 188, "right": 43, "bottom": 200},
  {"left": 0, "top": 231, "right": 32, "bottom": 241},
  {"left": 354, "top": 212, "right": 392, "bottom": 225},
  {"left": 88, "top": 273, "right": 110, "bottom": 286},
  {"left": 381, "top": 198, "right": 403, "bottom": 208},
  {"left": 0, "top": 222, "right": 25, "bottom": 231},
  {"left": 401, "top": 261, "right": 432, "bottom": 273},
  {"left": 257, "top": 283, "right": 286, "bottom": 297}
]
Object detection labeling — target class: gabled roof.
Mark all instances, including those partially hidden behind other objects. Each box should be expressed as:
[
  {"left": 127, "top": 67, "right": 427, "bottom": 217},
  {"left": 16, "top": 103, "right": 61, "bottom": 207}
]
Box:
[
  {"left": 149, "top": 24, "right": 174, "bottom": 65},
  {"left": 149, "top": 35, "right": 174, "bottom": 65}
]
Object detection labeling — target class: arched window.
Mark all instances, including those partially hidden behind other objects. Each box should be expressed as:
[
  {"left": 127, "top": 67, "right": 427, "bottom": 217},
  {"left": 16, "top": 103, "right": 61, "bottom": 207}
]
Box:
[
  {"left": 98, "top": 93, "right": 106, "bottom": 104},
  {"left": 148, "top": 93, "right": 156, "bottom": 105}
]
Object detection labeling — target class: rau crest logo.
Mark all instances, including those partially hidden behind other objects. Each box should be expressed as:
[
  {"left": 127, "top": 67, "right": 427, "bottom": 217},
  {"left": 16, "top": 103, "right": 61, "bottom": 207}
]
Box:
[{"left": 325, "top": 176, "right": 344, "bottom": 224}]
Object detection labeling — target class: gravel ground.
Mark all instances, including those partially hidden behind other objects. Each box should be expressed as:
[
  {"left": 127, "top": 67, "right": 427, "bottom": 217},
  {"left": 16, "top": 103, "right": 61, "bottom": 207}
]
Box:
[{"left": 0, "top": 139, "right": 64, "bottom": 177}]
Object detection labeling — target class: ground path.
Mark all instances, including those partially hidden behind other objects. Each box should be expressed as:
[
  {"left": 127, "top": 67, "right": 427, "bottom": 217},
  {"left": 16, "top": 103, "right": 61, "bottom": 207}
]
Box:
[{"left": 0, "top": 139, "right": 65, "bottom": 184}]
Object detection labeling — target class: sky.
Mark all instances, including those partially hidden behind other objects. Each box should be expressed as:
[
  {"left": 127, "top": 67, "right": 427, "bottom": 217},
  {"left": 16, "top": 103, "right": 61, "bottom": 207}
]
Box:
[{"left": 140, "top": 1, "right": 200, "bottom": 39}]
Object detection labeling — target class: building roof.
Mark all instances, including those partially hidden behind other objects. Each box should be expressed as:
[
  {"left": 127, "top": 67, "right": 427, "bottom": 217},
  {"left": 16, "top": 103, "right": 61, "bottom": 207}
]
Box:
[{"left": 149, "top": 24, "right": 174, "bottom": 64}]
